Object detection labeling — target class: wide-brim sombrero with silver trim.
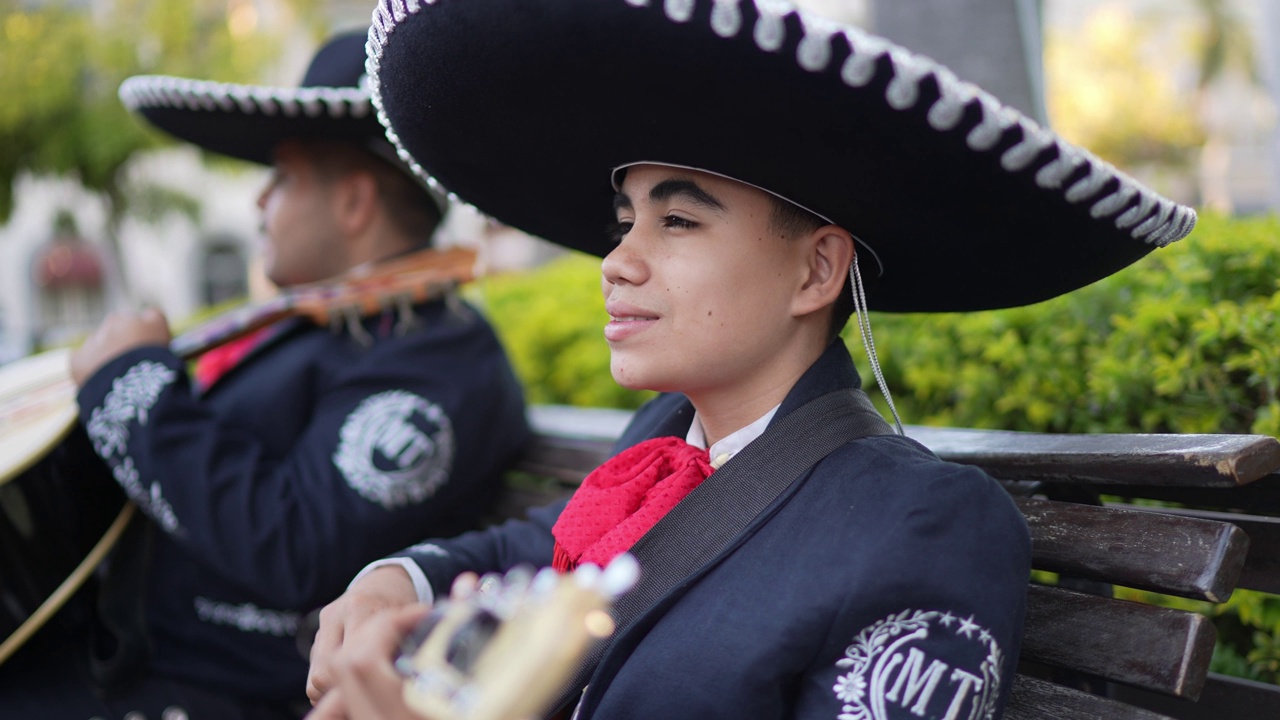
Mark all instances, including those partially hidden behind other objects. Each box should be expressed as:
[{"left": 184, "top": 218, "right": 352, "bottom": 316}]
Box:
[
  {"left": 366, "top": 0, "right": 1196, "bottom": 312},
  {"left": 119, "top": 31, "right": 382, "bottom": 168}
]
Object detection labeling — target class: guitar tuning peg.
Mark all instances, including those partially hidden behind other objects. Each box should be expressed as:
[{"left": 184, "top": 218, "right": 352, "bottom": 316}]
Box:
[
  {"left": 444, "top": 288, "right": 476, "bottom": 324},
  {"left": 394, "top": 292, "right": 420, "bottom": 336},
  {"left": 599, "top": 553, "right": 640, "bottom": 599},
  {"left": 344, "top": 306, "right": 374, "bottom": 347}
]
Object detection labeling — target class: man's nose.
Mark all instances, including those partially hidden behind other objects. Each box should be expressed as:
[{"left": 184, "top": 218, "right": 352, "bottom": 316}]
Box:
[{"left": 601, "top": 232, "right": 649, "bottom": 287}]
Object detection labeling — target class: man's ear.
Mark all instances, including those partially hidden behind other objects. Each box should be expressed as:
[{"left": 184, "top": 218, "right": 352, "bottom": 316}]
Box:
[
  {"left": 333, "top": 170, "right": 379, "bottom": 237},
  {"left": 793, "top": 226, "right": 855, "bottom": 318}
]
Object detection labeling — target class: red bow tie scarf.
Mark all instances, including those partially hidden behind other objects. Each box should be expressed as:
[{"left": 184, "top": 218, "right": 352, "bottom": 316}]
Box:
[{"left": 552, "top": 437, "right": 714, "bottom": 573}]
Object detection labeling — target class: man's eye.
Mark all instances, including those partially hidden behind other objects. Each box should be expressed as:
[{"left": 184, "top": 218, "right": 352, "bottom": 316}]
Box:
[
  {"left": 606, "top": 221, "right": 633, "bottom": 243},
  {"left": 662, "top": 215, "right": 697, "bottom": 230}
]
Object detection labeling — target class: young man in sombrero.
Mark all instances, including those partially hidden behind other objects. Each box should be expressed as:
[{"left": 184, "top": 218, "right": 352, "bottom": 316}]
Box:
[
  {"left": 0, "top": 30, "right": 529, "bottom": 720},
  {"left": 306, "top": 1, "right": 1196, "bottom": 718}
]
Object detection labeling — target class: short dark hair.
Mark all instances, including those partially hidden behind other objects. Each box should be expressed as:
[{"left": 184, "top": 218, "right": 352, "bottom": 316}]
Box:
[
  {"left": 304, "top": 139, "right": 443, "bottom": 241},
  {"left": 768, "top": 197, "right": 855, "bottom": 339}
]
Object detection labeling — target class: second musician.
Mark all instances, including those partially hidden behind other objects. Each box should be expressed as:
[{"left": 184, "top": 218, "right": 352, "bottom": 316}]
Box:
[{"left": 0, "top": 30, "right": 530, "bottom": 720}]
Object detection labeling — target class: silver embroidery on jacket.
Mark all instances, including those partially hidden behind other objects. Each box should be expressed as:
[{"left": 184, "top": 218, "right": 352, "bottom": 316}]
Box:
[
  {"left": 333, "top": 390, "right": 454, "bottom": 510},
  {"left": 834, "top": 609, "right": 1002, "bottom": 720},
  {"left": 86, "top": 360, "right": 181, "bottom": 533},
  {"left": 194, "top": 596, "right": 300, "bottom": 637}
]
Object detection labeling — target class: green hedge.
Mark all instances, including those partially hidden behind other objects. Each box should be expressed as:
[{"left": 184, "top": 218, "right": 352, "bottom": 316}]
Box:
[
  {"left": 862, "top": 212, "right": 1280, "bottom": 438},
  {"left": 471, "top": 212, "right": 1280, "bottom": 682}
]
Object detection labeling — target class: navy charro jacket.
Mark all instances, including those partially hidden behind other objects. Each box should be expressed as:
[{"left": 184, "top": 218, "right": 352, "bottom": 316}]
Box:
[
  {"left": 76, "top": 296, "right": 529, "bottom": 703},
  {"left": 394, "top": 341, "right": 1030, "bottom": 720}
]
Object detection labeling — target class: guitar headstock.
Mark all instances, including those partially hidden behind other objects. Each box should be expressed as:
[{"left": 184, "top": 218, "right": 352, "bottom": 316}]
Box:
[{"left": 397, "top": 555, "right": 639, "bottom": 720}]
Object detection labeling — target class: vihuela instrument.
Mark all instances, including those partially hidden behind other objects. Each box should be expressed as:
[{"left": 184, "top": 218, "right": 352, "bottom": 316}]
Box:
[
  {"left": 397, "top": 555, "right": 639, "bottom": 720},
  {"left": 0, "top": 246, "right": 479, "bottom": 666}
]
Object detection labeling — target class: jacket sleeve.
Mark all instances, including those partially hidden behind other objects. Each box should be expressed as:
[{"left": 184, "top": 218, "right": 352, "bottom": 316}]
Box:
[
  {"left": 391, "top": 499, "right": 566, "bottom": 596},
  {"left": 76, "top": 331, "right": 529, "bottom": 609},
  {"left": 793, "top": 464, "right": 1030, "bottom": 720}
]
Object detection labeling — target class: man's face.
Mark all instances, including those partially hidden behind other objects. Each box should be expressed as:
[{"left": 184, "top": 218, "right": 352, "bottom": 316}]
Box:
[
  {"left": 603, "top": 164, "right": 813, "bottom": 402},
  {"left": 256, "top": 140, "right": 349, "bottom": 287}
]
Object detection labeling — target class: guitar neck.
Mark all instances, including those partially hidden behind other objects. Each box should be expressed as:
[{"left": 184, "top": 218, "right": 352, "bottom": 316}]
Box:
[
  {"left": 168, "top": 297, "right": 296, "bottom": 360},
  {"left": 168, "top": 246, "right": 477, "bottom": 360}
]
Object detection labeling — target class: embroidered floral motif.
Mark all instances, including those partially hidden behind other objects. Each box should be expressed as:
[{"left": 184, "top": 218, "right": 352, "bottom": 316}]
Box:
[
  {"left": 86, "top": 360, "right": 177, "bottom": 458},
  {"left": 833, "top": 609, "right": 1002, "bottom": 720},
  {"left": 109, "top": 456, "right": 180, "bottom": 533},
  {"left": 834, "top": 671, "right": 867, "bottom": 704},
  {"left": 194, "top": 597, "right": 300, "bottom": 637},
  {"left": 333, "top": 390, "right": 454, "bottom": 510},
  {"left": 85, "top": 360, "right": 182, "bottom": 533}
]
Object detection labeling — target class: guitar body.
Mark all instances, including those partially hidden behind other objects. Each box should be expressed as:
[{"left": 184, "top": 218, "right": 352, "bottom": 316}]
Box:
[
  {"left": 398, "top": 558, "right": 638, "bottom": 720},
  {"left": 0, "top": 350, "right": 126, "bottom": 643}
]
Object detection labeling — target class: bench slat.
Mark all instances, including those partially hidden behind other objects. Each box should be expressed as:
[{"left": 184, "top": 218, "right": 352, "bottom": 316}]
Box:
[
  {"left": 906, "top": 426, "right": 1280, "bottom": 488},
  {"left": 1100, "top": 475, "right": 1280, "bottom": 514},
  {"left": 1108, "top": 672, "right": 1280, "bottom": 720},
  {"left": 1018, "top": 498, "right": 1249, "bottom": 602},
  {"left": 1006, "top": 674, "right": 1175, "bottom": 720},
  {"left": 525, "top": 407, "right": 1280, "bottom": 491},
  {"left": 1021, "top": 585, "right": 1215, "bottom": 700},
  {"left": 1110, "top": 505, "right": 1280, "bottom": 596}
]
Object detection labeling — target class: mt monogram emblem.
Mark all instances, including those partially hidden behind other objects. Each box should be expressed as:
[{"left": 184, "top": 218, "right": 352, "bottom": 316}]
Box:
[
  {"left": 833, "top": 609, "right": 1002, "bottom": 720},
  {"left": 333, "top": 390, "right": 454, "bottom": 509}
]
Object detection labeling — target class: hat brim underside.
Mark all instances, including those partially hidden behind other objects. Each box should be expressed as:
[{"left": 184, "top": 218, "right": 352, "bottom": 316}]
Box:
[
  {"left": 372, "top": 0, "right": 1193, "bottom": 312},
  {"left": 121, "top": 77, "right": 380, "bottom": 167}
]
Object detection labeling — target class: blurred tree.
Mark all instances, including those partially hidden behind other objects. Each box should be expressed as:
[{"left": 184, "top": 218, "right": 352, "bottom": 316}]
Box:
[
  {"left": 0, "top": 0, "right": 323, "bottom": 287},
  {"left": 1192, "top": 0, "right": 1258, "bottom": 88},
  {"left": 1044, "top": 5, "right": 1204, "bottom": 182}
]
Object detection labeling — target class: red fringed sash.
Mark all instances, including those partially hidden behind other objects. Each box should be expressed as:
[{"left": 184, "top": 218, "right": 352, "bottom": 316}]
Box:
[{"left": 552, "top": 436, "right": 713, "bottom": 572}]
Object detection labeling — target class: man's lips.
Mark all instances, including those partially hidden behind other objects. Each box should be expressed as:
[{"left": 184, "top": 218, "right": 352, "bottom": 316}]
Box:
[{"left": 604, "top": 301, "right": 659, "bottom": 342}]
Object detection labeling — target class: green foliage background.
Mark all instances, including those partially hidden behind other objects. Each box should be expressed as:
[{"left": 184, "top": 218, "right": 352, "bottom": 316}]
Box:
[{"left": 471, "top": 212, "right": 1280, "bottom": 683}]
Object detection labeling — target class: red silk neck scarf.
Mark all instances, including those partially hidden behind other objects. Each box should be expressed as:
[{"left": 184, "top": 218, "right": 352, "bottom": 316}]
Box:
[{"left": 552, "top": 436, "right": 713, "bottom": 573}]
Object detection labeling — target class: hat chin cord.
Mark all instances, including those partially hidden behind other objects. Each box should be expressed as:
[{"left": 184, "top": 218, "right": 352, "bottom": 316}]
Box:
[{"left": 850, "top": 253, "right": 904, "bottom": 435}]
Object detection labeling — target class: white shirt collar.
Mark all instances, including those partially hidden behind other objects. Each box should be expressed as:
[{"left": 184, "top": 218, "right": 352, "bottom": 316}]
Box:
[{"left": 686, "top": 404, "right": 781, "bottom": 470}]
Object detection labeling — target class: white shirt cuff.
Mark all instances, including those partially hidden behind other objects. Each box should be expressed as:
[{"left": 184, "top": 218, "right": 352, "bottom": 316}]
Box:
[{"left": 349, "top": 557, "right": 435, "bottom": 605}]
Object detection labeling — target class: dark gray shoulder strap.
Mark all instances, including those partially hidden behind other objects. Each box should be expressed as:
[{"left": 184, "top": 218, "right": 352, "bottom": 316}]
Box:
[{"left": 559, "top": 388, "right": 894, "bottom": 713}]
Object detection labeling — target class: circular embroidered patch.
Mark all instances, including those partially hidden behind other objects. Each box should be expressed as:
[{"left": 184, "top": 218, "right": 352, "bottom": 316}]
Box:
[
  {"left": 332, "top": 390, "right": 455, "bottom": 509},
  {"left": 833, "top": 609, "right": 1003, "bottom": 720}
]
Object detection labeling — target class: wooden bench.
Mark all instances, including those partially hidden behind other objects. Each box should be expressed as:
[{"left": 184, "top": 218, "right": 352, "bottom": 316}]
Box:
[{"left": 499, "top": 405, "right": 1280, "bottom": 720}]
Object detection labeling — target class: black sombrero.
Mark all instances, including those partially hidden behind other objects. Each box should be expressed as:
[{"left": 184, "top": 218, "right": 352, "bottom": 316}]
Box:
[
  {"left": 366, "top": 0, "right": 1196, "bottom": 312},
  {"left": 119, "top": 31, "right": 405, "bottom": 176}
]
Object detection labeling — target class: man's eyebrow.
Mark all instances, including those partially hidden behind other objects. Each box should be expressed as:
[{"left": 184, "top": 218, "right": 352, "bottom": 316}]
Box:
[{"left": 650, "top": 179, "right": 726, "bottom": 212}]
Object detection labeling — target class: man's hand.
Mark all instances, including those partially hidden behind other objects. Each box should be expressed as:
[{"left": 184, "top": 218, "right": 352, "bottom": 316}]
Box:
[
  {"left": 307, "top": 603, "right": 433, "bottom": 720},
  {"left": 307, "top": 565, "right": 420, "bottom": 706},
  {"left": 70, "top": 308, "right": 172, "bottom": 386}
]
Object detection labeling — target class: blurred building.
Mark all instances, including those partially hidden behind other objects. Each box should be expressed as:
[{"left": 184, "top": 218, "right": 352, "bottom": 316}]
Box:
[{"left": 0, "top": 151, "right": 261, "bottom": 361}]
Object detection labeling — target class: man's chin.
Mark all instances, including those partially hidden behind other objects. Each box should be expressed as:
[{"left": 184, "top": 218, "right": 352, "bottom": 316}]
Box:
[{"left": 611, "top": 364, "right": 676, "bottom": 394}]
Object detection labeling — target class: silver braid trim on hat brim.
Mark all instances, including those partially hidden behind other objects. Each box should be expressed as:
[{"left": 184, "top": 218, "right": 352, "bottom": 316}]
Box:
[
  {"left": 367, "top": 0, "right": 459, "bottom": 207},
  {"left": 118, "top": 76, "right": 373, "bottom": 122},
  {"left": 365, "top": 0, "right": 1197, "bottom": 248}
]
